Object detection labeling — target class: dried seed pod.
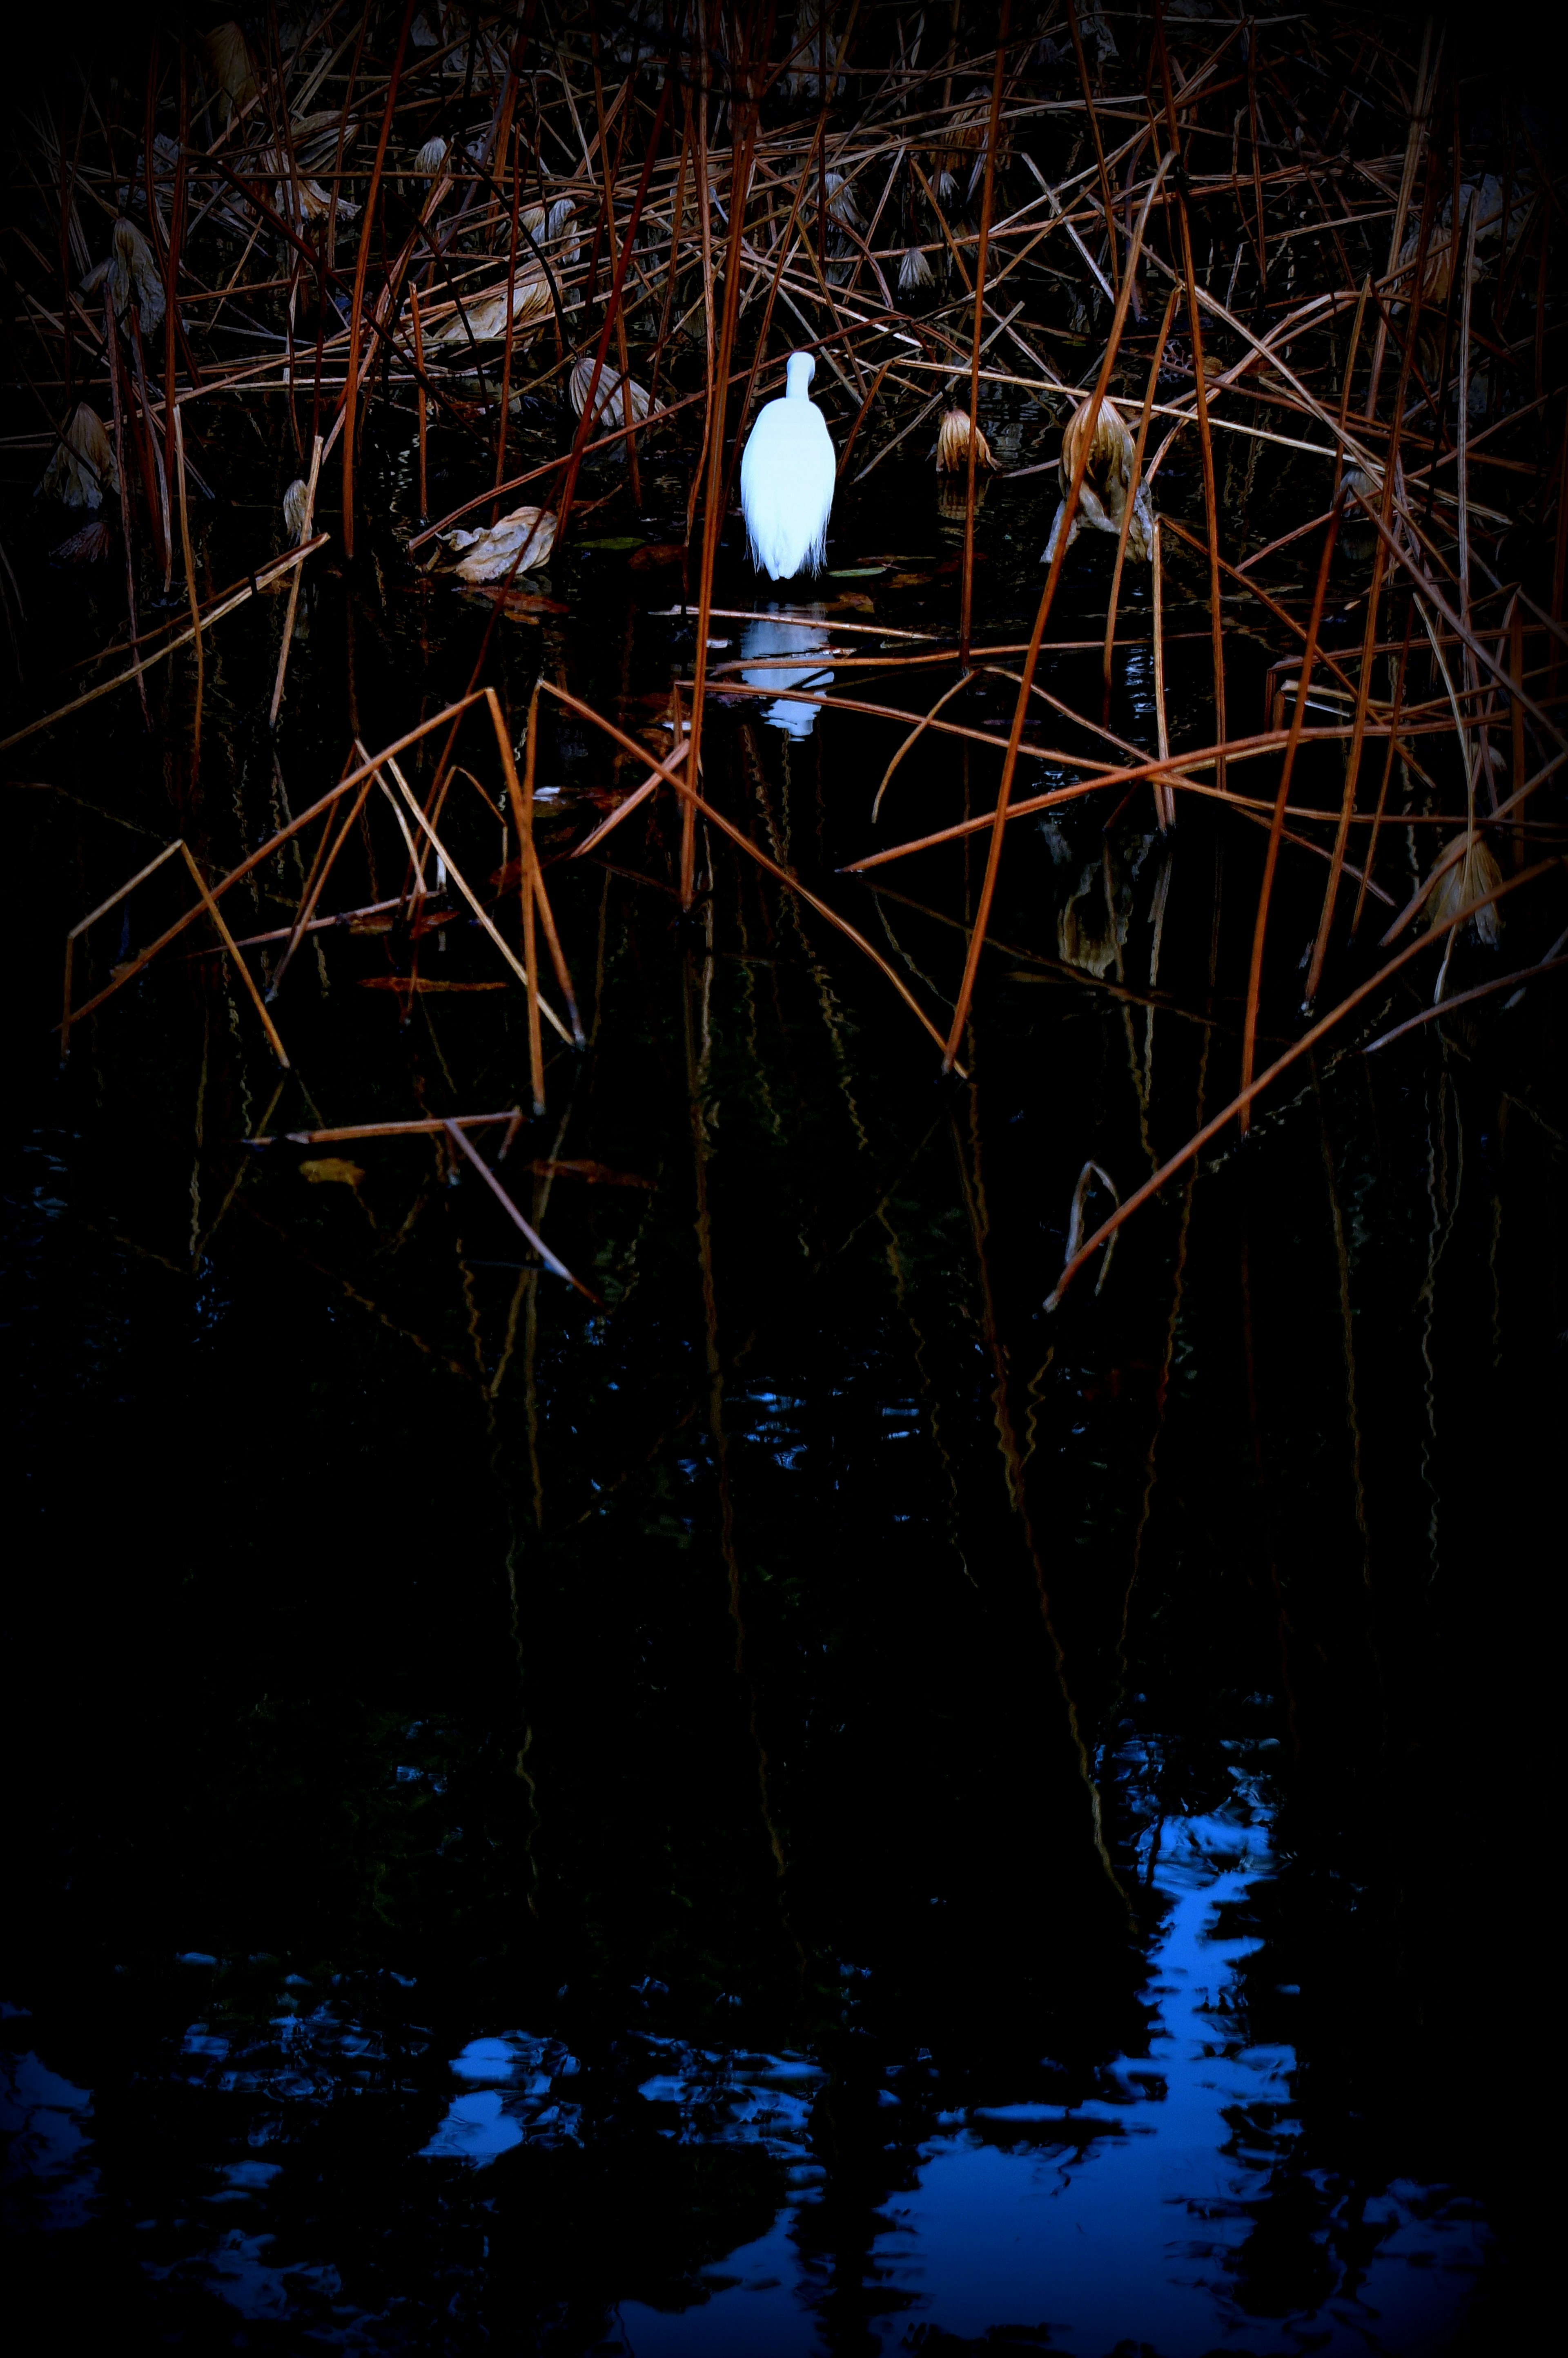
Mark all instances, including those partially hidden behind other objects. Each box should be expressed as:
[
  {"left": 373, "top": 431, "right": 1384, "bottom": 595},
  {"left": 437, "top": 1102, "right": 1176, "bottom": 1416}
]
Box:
[
  {"left": 568, "top": 358, "right": 657, "bottom": 434},
  {"left": 934, "top": 406, "right": 997, "bottom": 474},
  {"left": 1042, "top": 396, "right": 1155, "bottom": 566},
  {"left": 40, "top": 403, "right": 118, "bottom": 509},
  {"left": 898, "top": 245, "right": 934, "bottom": 291},
  {"left": 282, "top": 480, "right": 311, "bottom": 542},
  {"left": 822, "top": 171, "right": 860, "bottom": 228},
  {"left": 415, "top": 136, "right": 450, "bottom": 176},
  {"left": 202, "top": 22, "right": 258, "bottom": 122},
  {"left": 82, "top": 218, "right": 166, "bottom": 332}
]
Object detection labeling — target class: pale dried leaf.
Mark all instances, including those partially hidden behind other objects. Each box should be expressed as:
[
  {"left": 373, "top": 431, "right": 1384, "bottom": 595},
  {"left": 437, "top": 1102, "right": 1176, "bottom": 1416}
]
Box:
[
  {"left": 1425, "top": 831, "right": 1503, "bottom": 948},
  {"left": 447, "top": 506, "right": 557, "bottom": 581},
  {"left": 40, "top": 404, "right": 118, "bottom": 509}
]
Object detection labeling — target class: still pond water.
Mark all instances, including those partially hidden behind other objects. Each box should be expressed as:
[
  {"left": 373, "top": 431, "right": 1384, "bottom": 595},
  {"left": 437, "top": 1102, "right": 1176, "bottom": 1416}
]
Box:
[{"left": 4, "top": 390, "right": 1557, "bottom": 2353}]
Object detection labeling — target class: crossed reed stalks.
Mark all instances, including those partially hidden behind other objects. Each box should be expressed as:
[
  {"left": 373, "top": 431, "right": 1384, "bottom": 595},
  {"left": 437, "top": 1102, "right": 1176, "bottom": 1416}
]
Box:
[{"left": 10, "top": 2, "right": 1565, "bottom": 1304}]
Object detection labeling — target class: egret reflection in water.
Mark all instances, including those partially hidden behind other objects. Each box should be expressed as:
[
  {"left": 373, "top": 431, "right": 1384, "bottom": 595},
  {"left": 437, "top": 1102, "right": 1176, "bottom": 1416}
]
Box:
[{"left": 739, "top": 610, "right": 834, "bottom": 738}]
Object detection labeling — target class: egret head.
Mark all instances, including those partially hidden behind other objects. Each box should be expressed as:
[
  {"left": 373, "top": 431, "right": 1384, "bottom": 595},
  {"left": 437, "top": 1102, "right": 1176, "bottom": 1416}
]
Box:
[{"left": 784, "top": 350, "right": 817, "bottom": 398}]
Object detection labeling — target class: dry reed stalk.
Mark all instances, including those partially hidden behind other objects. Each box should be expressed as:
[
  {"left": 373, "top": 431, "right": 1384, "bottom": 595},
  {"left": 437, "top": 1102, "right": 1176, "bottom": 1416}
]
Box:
[
  {"left": 267, "top": 765, "right": 376, "bottom": 1002},
  {"left": 443, "top": 1120, "right": 599, "bottom": 1302},
  {"left": 1348, "top": 492, "right": 1566, "bottom": 758},
  {"left": 1302, "top": 272, "right": 1405, "bottom": 1005},
  {"left": 58, "top": 694, "right": 515, "bottom": 1033},
  {"left": 492, "top": 122, "right": 524, "bottom": 525},
  {"left": 1510, "top": 600, "right": 1527, "bottom": 870},
  {"left": 251, "top": 1115, "right": 521, "bottom": 1147},
  {"left": 127, "top": 310, "right": 172, "bottom": 589},
  {"left": 171, "top": 843, "right": 290, "bottom": 1066},
  {"left": 537, "top": 676, "right": 958, "bottom": 1063},
  {"left": 341, "top": 0, "right": 415, "bottom": 559},
  {"left": 843, "top": 721, "right": 1456, "bottom": 877},
  {"left": 1047, "top": 857, "right": 1557, "bottom": 1312},
  {"left": 941, "top": 154, "right": 1172, "bottom": 1070},
  {"left": 102, "top": 280, "right": 149, "bottom": 731},
  {"left": 410, "top": 279, "right": 427, "bottom": 520},
  {"left": 1237, "top": 505, "right": 1340, "bottom": 1132},
  {"left": 1160, "top": 518, "right": 1371, "bottom": 711},
  {"left": 553, "top": 72, "right": 672, "bottom": 547},
  {"left": 270, "top": 433, "right": 324, "bottom": 726},
  {"left": 589, "top": 32, "right": 643, "bottom": 509},
  {"left": 514, "top": 685, "right": 546, "bottom": 1114},
  {"left": 1152, "top": 517, "right": 1171, "bottom": 832},
  {"left": 1105, "top": 284, "right": 1178, "bottom": 804},
  {"left": 692, "top": 671, "right": 1116, "bottom": 768},
  {"left": 1156, "top": 25, "right": 1227, "bottom": 789},
  {"left": 1365, "top": 948, "right": 1568, "bottom": 1050},
  {"left": 3, "top": 537, "right": 328, "bottom": 754},
  {"left": 173, "top": 408, "right": 203, "bottom": 779},
  {"left": 684, "top": 70, "right": 761, "bottom": 913},
  {"left": 1064, "top": 0, "right": 1118, "bottom": 299},
  {"left": 959, "top": 2, "right": 1009, "bottom": 661}
]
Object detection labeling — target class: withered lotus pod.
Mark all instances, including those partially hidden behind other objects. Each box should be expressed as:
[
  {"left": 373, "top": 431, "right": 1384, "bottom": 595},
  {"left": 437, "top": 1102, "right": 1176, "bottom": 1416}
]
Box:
[{"left": 935, "top": 406, "right": 997, "bottom": 474}]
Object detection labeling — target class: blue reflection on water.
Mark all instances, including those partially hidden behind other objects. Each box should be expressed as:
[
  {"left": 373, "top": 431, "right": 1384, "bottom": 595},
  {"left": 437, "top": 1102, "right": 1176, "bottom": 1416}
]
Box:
[
  {"left": 614, "top": 1773, "right": 1479, "bottom": 2354},
  {"left": 2, "top": 1770, "right": 1486, "bottom": 2351}
]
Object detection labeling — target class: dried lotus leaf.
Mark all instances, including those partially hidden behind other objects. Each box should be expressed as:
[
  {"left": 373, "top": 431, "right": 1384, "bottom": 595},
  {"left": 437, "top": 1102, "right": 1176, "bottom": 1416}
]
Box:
[
  {"left": 1425, "top": 832, "right": 1503, "bottom": 948},
  {"left": 202, "top": 22, "right": 258, "bottom": 119},
  {"left": 448, "top": 506, "right": 557, "bottom": 581},
  {"left": 40, "top": 404, "right": 118, "bottom": 509},
  {"left": 418, "top": 272, "right": 552, "bottom": 346}
]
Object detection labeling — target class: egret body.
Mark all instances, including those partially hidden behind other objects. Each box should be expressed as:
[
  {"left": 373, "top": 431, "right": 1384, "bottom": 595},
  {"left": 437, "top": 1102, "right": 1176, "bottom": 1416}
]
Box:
[{"left": 740, "top": 351, "right": 835, "bottom": 581}]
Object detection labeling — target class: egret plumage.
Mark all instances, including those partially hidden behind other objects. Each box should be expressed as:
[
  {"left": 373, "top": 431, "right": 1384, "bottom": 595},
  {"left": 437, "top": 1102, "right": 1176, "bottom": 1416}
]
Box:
[{"left": 739, "top": 350, "right": 836, "bottom": 582}]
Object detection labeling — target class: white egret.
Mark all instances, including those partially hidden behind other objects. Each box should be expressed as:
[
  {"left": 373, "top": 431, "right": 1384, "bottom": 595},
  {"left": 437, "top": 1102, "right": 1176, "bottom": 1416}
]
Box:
[{"left": 740, "top": 351, "right": 835, "bottom": 582}]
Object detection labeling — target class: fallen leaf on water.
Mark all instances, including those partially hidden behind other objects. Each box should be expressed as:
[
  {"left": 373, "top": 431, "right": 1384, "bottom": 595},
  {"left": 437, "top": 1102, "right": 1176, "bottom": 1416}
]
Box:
[
  {"left": 824, "top": 591, "right": 875, "bottom": 613},
  {"left": 358, "top": 977, "right": 508, "bottom": 993},
  {"left": 628, "top": 542, "right": 686, "bottom": 571},
  {"left": 300, "top": 1157, "right": 365, "bottom": 1187},
  {"left": 443, "top": 504, "right": 556, "bottom": 581},
  {"left": 885, "top": 571, "right": 934, "bottom": 589}
]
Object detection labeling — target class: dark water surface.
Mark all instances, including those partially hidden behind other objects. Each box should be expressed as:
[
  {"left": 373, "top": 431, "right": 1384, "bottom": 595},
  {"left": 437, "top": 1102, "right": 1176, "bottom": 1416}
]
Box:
[{"left": 4, "top": 390, "right": 1560, "bottom": 2353}]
